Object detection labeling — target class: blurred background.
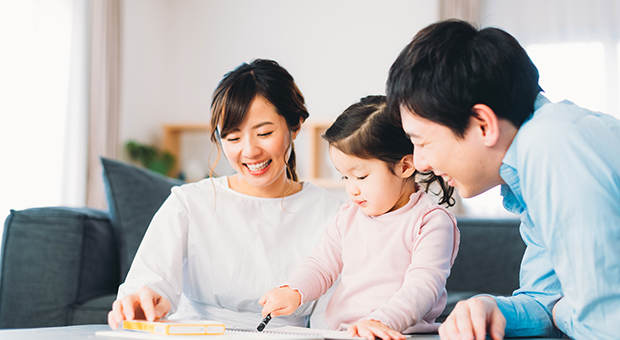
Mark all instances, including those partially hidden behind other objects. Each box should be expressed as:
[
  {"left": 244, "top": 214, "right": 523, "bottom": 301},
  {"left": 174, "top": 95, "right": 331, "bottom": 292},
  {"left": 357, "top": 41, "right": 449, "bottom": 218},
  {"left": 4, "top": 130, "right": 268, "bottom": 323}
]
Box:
[{"left": 2, "top": 0, "right": 619, "bottom": 233}]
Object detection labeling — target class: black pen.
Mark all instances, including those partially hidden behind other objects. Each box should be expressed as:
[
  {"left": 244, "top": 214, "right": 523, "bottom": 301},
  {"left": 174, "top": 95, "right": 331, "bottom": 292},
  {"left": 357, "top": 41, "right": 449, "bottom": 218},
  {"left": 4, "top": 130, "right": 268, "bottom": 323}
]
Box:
[{"left": 256, "top": 314, "right": 272, "bottom": 331}]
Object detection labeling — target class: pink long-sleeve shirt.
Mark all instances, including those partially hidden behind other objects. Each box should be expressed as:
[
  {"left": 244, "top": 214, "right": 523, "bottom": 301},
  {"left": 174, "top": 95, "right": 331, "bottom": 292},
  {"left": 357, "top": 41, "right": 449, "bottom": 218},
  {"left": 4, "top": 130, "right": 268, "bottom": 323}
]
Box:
[{"left": 286, "top": 190, "right": 459, "bottom": 333}]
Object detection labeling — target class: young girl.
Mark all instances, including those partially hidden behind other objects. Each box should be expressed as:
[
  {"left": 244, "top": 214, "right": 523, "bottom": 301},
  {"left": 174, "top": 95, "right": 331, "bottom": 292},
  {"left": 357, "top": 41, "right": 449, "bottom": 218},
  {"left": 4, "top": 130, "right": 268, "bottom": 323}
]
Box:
[{"left": 259, "top": 95, "right": 459, "bottom": 340}]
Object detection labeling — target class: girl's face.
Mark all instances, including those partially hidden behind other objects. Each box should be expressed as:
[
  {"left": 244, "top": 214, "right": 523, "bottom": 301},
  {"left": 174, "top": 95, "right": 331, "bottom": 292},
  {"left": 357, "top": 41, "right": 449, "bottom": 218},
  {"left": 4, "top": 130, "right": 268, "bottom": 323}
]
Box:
[
  {"left": 329, "top": 146, "right": 415, "bottom": 216},
  {"left": 220, "top": 95, "right": 299, "bottom": 198}
]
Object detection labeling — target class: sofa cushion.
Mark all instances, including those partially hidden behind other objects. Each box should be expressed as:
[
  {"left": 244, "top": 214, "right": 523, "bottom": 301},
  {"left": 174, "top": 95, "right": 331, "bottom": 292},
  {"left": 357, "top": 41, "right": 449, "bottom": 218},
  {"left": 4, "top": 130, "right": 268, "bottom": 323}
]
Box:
[
  {"left": 101, "top": 158, "right": 184, "bottom": 281},
  {"left": 70, "top": 294, "right": 117, "bottom": 325},
  {"left": 436, "top": 217, "right": 524, "bottom": 322},
  {"left": 0, "top": 207, "right": 117, "bottom": 328},
  {"left": 447, "top": 217, "right": 524, "bottom": 296}
]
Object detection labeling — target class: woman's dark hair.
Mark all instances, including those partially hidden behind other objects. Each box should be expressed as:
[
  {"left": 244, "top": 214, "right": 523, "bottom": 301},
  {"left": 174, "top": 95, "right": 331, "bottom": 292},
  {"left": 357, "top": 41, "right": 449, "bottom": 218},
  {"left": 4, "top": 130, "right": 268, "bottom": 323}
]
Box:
[
  {"left": 387, "top": 19, "right": 542, "bottom": 138},
  {"left": 323, "top": 95, "right": 454, "bottom": 206},
  {"left": 209, "top": 59, "right": 309, "bottom": 181}
]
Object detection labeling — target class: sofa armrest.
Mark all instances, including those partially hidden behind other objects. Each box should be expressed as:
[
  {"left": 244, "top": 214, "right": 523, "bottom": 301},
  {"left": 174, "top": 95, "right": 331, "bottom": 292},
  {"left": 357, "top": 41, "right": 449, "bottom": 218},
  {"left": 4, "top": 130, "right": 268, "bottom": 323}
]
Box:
[{"left": 0, "top": 207, "right": 120, "bottom": 328}]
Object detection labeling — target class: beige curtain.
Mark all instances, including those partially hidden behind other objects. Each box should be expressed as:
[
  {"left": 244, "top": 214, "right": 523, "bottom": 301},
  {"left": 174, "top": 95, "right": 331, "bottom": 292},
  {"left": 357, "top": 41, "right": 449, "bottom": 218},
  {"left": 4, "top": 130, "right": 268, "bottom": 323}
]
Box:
[
  {"left": 439, "top": 0, "right": 485, "bottom": 26},
  {"left": 86, "top": 0, "right": 121, "bottom": 209}
]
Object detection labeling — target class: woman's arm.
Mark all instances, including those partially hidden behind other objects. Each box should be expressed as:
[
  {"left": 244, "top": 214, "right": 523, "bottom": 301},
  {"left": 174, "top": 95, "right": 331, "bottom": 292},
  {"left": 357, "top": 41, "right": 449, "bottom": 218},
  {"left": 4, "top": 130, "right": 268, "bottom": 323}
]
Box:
[{"left": 111, "top": 189, "right": 189, "bottom": 326}]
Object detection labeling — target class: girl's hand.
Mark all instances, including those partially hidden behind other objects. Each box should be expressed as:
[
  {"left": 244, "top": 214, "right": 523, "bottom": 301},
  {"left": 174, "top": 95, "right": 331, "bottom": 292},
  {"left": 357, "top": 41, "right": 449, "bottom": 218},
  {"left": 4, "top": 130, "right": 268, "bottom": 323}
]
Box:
[
  {"left": 258, "top": 286, "right": 302, "bottom": 317},
  {"left": 348, "top": 320, "right": 406, "bottom": 340},
  {"left": 107, "top": 287, "right": 171, "bottom": 330}
]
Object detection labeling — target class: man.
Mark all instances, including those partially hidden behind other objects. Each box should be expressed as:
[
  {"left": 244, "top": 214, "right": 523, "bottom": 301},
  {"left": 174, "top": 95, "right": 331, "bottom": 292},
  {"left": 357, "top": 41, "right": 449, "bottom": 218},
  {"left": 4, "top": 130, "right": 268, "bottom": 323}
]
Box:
[{"left": 386, "top": 20, "right": 619, "bottom": 340}]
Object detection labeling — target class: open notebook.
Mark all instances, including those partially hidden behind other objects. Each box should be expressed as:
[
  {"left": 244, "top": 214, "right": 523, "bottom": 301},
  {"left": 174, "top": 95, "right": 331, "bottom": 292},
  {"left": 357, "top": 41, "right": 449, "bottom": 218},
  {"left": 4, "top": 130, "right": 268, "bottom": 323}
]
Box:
[
  {"left": 229, "top": 326, "right": 362, "bottom": 340},
  {"left": 229, "top": 326, "right": 415, "bottom": 340}
]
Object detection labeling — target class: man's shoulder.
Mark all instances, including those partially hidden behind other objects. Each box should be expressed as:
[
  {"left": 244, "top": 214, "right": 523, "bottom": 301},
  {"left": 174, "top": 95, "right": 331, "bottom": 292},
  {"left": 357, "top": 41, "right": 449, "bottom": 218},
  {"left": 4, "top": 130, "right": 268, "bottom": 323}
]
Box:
[
  {"left": 516, "top": 100, "right": 591, "bottom": 151},
  {"left": 524, "top": 100, "right": 580, "bottom": 128}
]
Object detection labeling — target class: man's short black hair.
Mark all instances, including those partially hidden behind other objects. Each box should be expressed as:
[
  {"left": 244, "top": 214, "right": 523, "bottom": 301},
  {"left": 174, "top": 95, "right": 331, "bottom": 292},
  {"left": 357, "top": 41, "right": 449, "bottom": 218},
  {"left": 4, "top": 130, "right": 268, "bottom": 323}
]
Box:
[{"left": 387, "top": 19, "right": 542, "bottom": 138}]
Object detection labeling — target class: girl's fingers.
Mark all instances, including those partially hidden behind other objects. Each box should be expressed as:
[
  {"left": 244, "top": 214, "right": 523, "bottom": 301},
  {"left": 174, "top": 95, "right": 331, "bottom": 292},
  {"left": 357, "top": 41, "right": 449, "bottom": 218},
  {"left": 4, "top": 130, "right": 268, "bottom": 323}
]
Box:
[
  {"left": 357, "top": 326, "right": 377, "bottom": 340},
  {"left": 350, "top": 321, "right": 405, "bottom": 340},
  {"left": 347, "top": 325, "right": 359, "bottom": 337}
]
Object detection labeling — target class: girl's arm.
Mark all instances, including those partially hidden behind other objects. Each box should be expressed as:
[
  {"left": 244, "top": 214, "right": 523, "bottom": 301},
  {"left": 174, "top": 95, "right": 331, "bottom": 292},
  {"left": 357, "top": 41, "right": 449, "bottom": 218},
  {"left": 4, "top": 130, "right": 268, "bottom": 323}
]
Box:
[{"left": 366, "top": 208, "right": 458, "bottom": 332}]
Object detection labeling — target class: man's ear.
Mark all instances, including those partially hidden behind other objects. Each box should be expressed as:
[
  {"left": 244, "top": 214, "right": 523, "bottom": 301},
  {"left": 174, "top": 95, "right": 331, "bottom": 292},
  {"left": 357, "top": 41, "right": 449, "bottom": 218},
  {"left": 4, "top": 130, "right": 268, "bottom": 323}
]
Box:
[
  {"left": 471, "top": 104, "right": 500, "bottom": 147},
  {"left": 399, "top": 154, "right": 416, "bottom": 178}
]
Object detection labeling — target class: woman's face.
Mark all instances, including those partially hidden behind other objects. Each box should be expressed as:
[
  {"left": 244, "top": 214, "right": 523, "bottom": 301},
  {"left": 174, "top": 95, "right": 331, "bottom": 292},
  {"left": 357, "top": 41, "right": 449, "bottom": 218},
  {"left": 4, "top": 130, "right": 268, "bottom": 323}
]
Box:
[{"left": 220, "top": 95, "right": 299, "bottom": 197}]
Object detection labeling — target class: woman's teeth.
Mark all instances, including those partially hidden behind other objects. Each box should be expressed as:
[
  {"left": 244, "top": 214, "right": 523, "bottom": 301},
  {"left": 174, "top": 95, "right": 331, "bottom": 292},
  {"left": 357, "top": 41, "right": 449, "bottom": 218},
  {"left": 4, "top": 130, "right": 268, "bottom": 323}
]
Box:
[{"left": 246, "top": 160, "right": 271, "bottom": 172}]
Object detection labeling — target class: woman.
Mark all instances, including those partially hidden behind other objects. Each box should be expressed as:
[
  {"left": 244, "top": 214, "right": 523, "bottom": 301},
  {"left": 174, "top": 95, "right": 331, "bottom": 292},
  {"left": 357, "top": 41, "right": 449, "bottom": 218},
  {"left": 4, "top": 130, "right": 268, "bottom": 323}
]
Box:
[{"left": 107, "top": 59, "right": 342, "bottom": 330}]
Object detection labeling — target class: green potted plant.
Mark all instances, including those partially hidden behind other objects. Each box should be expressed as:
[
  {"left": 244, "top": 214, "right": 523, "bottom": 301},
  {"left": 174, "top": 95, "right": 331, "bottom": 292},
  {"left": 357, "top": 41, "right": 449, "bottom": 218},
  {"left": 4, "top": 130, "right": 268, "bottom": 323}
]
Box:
[{"left": 125, "top": 140, "right": 176, "bottom": 177}]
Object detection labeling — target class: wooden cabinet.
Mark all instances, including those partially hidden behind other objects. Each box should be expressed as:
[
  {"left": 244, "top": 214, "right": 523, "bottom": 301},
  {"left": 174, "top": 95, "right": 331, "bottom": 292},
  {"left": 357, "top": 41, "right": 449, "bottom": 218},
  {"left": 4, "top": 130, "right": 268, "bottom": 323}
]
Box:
[
  {"left": 303, "top": 120, "right": 342, "bottom": 188},
  {"left": 162, "top": 123, "right": 210, "bottom": 177}
]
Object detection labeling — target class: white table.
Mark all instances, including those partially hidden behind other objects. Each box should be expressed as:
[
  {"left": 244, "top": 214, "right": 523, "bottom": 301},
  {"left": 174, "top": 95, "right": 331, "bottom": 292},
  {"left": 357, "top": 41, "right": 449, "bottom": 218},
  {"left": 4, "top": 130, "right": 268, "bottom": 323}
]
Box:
[
  {"left": 0, "top": 325, "right": 440, "bottom": 340},
  {"left": 0, "top": 324, "right": 567, "bottom": 340},
  {"left": 0, "top": 325, "right": 110, "bottom": 340}
]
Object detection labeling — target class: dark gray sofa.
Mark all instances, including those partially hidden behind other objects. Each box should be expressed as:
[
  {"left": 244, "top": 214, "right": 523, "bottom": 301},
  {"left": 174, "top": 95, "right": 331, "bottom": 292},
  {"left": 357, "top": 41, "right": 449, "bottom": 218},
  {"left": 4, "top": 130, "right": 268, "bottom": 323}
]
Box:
[
  {"left": 439, "top": 217, "right": 523, "bottom": 322},
  {"left": 0, "top": 158, "right": 183, "bottom": 328},
  {"left": 0, "top": 159, "right": 524, "bottom": 328},
  {"left": 0, "top": 207, "right": 119, "bottom": 327}
]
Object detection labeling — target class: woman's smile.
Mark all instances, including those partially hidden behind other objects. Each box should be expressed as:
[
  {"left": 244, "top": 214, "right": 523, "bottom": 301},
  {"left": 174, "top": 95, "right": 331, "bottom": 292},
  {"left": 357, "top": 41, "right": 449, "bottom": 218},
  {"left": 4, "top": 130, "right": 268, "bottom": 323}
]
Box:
[{"left": 245, "top": 159, "right": 272, "bottom": 174}]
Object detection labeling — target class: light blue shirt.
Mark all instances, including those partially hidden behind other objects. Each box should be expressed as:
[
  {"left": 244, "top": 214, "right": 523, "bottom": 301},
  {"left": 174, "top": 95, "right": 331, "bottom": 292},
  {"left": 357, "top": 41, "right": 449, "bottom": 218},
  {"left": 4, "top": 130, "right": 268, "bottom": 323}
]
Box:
[{"left": 496, "top": 94, "right": 620, "bottom": 339}]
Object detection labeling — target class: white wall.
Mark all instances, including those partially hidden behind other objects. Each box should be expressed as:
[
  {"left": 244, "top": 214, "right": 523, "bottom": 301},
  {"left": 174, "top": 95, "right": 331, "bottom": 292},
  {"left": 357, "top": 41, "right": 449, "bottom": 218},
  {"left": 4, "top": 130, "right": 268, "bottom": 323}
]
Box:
[{"left": 119, "top": 0, "right": 439, "bottom": 183}]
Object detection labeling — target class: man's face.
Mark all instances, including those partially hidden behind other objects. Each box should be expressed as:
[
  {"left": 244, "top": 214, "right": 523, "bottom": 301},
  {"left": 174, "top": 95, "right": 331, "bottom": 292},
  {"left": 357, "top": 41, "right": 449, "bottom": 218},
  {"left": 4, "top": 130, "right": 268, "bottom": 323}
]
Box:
[{"left": 399, "top": 106, "right": 497, "bottom": 198}]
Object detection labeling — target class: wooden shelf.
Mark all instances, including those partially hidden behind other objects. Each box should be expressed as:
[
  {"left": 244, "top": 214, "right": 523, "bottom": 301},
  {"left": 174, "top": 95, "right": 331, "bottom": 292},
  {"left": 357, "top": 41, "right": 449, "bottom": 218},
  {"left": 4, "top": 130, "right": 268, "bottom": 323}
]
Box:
[
  {"left": 162, "top": 123, "right": 210, "bottom": 177},
  {"left": 302, "top": 120, "right": 344, "bottom": 189}
]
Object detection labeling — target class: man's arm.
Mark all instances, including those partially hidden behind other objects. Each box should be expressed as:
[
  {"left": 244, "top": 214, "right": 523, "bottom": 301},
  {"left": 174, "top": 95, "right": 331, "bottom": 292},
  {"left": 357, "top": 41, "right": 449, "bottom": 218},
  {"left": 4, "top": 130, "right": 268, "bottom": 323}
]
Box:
[
  {"left": 438, "top": 222, "right": 565, "bottom": 340},
  {"left": 492, "top": 218, "right": 564, "bottom": 338}
]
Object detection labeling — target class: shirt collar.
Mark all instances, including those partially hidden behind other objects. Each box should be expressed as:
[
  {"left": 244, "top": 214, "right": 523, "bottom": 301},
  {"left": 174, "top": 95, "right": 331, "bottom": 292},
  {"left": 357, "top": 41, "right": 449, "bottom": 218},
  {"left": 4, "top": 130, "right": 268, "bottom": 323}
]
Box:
[
  {"left": 499, "top": 93, "right": 551, "bottom": 215},
  {"left": 502, "top": 93, "right": 551, "bottom": 169}
]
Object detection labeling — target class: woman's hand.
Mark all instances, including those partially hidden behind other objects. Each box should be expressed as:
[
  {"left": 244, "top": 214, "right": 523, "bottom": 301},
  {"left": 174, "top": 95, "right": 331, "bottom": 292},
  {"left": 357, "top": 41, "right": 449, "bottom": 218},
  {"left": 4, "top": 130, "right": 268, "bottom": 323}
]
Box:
[
  {"left": 107, "top": 287, "right": 171, "bottom": 329},
  {"left": 258, "top": 286, "right": 302, "bottom": 317},
  {"left": 348, "top": 319, "right": 406, "bottom": 340}
]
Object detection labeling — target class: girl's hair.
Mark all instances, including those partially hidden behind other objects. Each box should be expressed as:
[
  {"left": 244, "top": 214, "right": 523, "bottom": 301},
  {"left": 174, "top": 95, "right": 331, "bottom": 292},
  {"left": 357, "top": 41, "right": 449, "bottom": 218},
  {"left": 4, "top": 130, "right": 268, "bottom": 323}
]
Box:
[
  {"left": 209, "top": 59, "right": 309, "bottom": 181},
  {"left": 323, "top": 95, "right": 454, "bottom": 206}
]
